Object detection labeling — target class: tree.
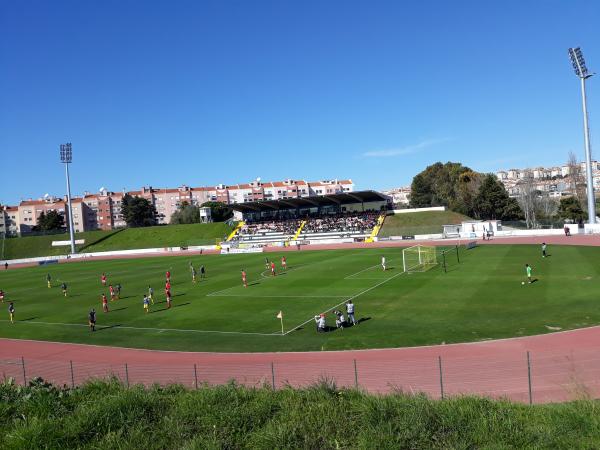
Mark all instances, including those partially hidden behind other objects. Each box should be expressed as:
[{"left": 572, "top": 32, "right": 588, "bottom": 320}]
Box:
[
  {"left": 170, "top": 201, "right": 201, "bottom": 225},
  {"left": 409, "top": 174, "right": 433, "bottom": 207},
  {"left": 567, "top": 151, "right": 587, "bottom": 213},
  {"left": 121, "top": 195, "right": 157, "bottom": 227},
  {"left": 454, "top": 170, "right": 482, "bottom": 216},
  {"left": 200, "top": 201, "right": 232, "bottom": 222},
  {"left": 516, "top": 170, "right": 538, "bottom": 229},
  {"left": 409, "top": 162, "right": 474, "bottom": 211},
  {"left": 473, "top": 174, "right": 523, "bottom": 220},
  {"left": 558, "top": 196, "right": 587, "bottom": 222},
  {"left": 35, "top": 210, "right": 65, "bottom": 231}
]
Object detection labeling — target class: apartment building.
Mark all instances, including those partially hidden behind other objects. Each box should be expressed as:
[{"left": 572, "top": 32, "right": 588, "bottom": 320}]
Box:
[{"left": 5, "top": 179, "right": 354, "bottom": 234}]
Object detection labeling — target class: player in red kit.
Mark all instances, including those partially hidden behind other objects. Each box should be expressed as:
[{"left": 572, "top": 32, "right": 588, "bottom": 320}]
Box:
[
  {"left": 101, "top": 293, "right": 109, "bottom": 313},
  {"left": 271, "top": 261, "right": 276, "bottom": 276},
  {"left": 281, "top": 256, "right": 287, "bottom": 271},
  {"left": 109, "top": 284, "right": 116, "bottom": 301},
  {"left": 165, "top": 280, "right": 171, "bottom": 291},
  {"left": 166, "top": 271, "right": 171, "bottom": 282},
  {"left": 101, "top": 273, "right": 107, "bottom": 286},
  {"left": 241, "top": 269, "right": 247, "bottom": 288},
  {"left": 165, "top": 289, "right": 172, "bottom": 308}
]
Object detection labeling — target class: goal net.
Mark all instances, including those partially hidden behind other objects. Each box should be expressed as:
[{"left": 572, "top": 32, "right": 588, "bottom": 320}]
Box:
[{"left": 402, "top": 245, "right": 437, "bottom": 272}]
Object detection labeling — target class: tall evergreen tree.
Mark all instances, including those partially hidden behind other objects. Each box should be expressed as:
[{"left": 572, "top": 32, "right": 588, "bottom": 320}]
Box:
[
  {"left": 473, "top": 174, "right": 522, "bottom": 220},
  {"left": 557, "top": 196, "right": 586, "bottom": 222},
  {"left": 121, "top": 195, "right": 157, "bottom": 227}
]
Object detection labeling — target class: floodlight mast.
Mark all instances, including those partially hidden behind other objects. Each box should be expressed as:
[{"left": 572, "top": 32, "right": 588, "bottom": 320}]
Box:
[
  {"left": 568, "top": 47, "right": 596, "bottom": 224},
  {"left": 60, "top": 143, "right": 77, "bottom": 254}
]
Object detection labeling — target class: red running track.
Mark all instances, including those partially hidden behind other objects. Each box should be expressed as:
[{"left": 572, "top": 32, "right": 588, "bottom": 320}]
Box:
[{"left": 2, "top": 325, "right": 600, "bottom": 404}]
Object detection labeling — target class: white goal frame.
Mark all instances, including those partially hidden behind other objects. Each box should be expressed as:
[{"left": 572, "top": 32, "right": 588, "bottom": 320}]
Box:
[{"left": 402, "top": 245, "right": 437, "bottom": 272}]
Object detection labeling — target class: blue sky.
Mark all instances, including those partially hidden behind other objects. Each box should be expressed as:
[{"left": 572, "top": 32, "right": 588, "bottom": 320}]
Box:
[{"left": 1, "top": 0, "right": 599, "bottom": 205}]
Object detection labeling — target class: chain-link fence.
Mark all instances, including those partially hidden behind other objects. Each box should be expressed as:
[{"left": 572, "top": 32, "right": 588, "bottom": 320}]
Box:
[{"left": 2, "top": 347, "right": 600, "bottom": 404}]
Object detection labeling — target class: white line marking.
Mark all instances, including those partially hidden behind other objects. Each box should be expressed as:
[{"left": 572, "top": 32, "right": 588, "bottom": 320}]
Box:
[
  {"left": 344, "top": 264, "right": 380, "bottom": 279},
  {"left": 347, "top": 276, "right": 395, "bottom": 280},
  {"left": 207, "top": 294, "right": 352, "bottom": 298},
  {"left": 283, "top": 271, "right": 405, "bottom": 336},
  {"left": 0, "top": 319, "right": 280, "bottom": 337}
]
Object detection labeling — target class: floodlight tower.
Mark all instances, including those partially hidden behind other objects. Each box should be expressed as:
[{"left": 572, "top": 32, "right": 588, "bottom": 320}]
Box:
[
  {"left": 60, "top": 143, "right": 77, "bottom": 254},
  {"left": 568, "top": 47, "right": 596, "bottom": 224}
]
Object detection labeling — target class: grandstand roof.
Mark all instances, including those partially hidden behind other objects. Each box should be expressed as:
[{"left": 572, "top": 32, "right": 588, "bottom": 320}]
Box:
[{"left": 230, "top": 190, "right": 389, "bottom": 212}]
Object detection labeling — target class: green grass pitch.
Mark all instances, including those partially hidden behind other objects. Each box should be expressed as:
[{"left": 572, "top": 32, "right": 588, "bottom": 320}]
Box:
[{"left": 0, "top": 244, "right": 599, "bottom": 352}]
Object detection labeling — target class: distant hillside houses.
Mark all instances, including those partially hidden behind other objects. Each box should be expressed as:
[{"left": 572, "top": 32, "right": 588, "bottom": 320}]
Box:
[
  {"left": 381, "top": 187, "right": 411, "bottom": 206},
  {"left": 496, "top": 161, "right": 600, "bottom": 198}
]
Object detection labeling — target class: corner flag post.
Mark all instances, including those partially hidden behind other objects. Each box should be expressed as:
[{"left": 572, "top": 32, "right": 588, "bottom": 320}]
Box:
[{"left": 277, "top": 311, "right": 284, "bottom": 335}]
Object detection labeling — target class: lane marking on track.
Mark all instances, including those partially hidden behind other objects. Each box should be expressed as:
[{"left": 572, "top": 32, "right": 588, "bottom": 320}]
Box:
[
  {"left": 283, "top": 270, "right": 406, "bottom": 336},
  {"left": 0, "top": 319, "right": 281, "bottom": 337}
]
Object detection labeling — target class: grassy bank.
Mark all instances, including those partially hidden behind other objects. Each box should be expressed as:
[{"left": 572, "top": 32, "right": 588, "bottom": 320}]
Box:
[
  {"left": 379, "top": 210, "right": 470, "bottom": 237},
  {"left": 2, "top": 223, "right": 233, "bottom": 260},
  {"left": 1, "top": 378, "right": 599, "bottom": 449}
]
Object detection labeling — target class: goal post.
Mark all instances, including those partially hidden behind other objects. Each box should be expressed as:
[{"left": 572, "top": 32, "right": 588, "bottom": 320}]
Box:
[
  {"left": 402, "top": 245, "right": 437, "bottom": 272},
  {"left": 440, "top": 245, "right": 460, "bottom": 273}
]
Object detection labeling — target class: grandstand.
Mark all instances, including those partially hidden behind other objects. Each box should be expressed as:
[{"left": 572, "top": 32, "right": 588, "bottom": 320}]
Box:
[{"left": 229, "top": 190, "right": 390, "bottom": 245}]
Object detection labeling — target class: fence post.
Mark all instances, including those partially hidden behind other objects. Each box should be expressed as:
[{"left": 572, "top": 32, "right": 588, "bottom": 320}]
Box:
[
  {"left": 125, "top": 363, "right": 130, "bottom": 388},
  {"left": 70, "top": 360, "right": 75, "bottom": 388},
  {"left": 438, "top": 356, "right": 445, "bottom": 400},
  {"left": 21, "top": 357, "right": 26, "bottom": 386},
  {"left": 271, "top": 362, "right": 276, "bottom": 389},
  {"left": 455, "top": 245, "right": 460, "bottom": 263},
  {"left": 353, "top": 359, "right": 358, "bottom": 388},
  {"left": 194, "top": 364, "right": 198, "bottom": 390},
  {"left": 527, "top": 351, "right": 532, "bottom": 405},
  {"left": 442, "top": 252, "right": 447, "bottom": 273}
]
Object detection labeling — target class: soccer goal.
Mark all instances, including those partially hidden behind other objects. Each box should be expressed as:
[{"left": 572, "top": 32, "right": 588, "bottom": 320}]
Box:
[{"left": 402, "top": 245, "right": 437, "bottom": 272}]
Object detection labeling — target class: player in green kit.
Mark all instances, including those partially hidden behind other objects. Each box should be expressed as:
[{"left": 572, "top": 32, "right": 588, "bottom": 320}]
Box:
[{"left": 525, "top": 264, "right": 532, "bottom": 284}]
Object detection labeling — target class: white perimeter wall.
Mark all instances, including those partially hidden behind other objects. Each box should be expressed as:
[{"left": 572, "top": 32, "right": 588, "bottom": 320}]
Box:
[{"left": 391, "top": 206, "right": 446, "bottom": 214}]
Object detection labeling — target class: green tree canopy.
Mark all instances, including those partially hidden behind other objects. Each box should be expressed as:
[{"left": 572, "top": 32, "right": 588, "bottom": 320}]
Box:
[
  {"left": 410, "top": 162, "right": 522, "bottom": 220},
  {"left": 200, "top": 201, "right": 232, "bottom": 222},
  {"left": 472, "top": 174, "right": 522, "bottom": 220},
  {"left": 170, "top": 201, "right": 201, "bottom": 225},
  {"left": 121, "top": 195, "right": 157, "bottom": 227},
  {"left": 409, "top": 162, "right": 480, "bottom": 215},
  {"left": 558, "top": 196, "right": 587, "bottom": 222},
  {"left": 35, "top": 210, "right": 65, "bottom": 231}
]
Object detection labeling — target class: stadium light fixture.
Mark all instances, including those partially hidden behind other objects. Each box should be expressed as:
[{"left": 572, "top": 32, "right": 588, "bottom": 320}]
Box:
[
  {"left": 568, "top": 47, "right": 596, "bottom": 224},
  {"left": 59, "top": 143, "right": 77, "bottom": 254}
]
